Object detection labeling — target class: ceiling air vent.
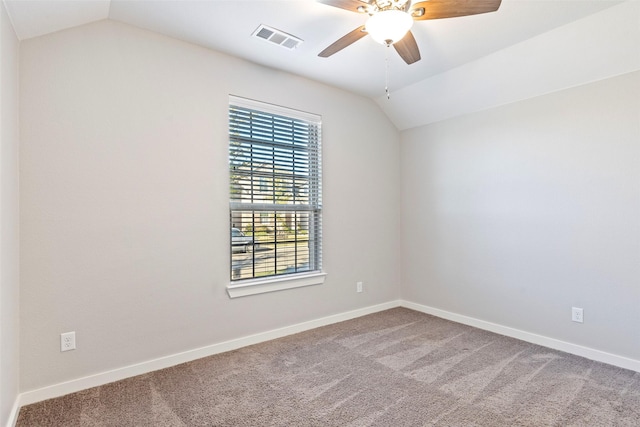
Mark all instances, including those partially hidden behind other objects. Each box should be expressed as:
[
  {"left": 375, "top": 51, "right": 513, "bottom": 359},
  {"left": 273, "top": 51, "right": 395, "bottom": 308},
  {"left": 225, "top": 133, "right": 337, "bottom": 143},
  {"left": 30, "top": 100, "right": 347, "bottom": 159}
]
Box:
[{"left": 252, "top": 25, "right": 303, "bottom": 50}]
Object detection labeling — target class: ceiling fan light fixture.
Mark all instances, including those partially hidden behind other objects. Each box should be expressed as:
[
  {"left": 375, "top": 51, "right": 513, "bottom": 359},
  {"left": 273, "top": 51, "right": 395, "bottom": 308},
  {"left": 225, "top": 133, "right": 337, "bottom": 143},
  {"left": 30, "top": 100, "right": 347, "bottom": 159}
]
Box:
[{"left": 366, "top": 10, "right": 413, "bottom": 45}]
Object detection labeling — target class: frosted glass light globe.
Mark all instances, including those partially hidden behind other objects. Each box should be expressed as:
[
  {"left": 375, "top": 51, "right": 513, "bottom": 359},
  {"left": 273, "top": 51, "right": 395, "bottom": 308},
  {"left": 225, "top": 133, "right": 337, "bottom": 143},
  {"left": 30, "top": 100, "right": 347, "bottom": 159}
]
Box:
[{"left": 366, "top": 10, "right": 414, "bottom": 45}]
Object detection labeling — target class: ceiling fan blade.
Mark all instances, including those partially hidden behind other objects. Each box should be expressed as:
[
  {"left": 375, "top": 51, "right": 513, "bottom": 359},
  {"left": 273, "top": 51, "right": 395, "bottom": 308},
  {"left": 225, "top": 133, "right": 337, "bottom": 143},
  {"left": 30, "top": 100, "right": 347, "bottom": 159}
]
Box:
[
  {"left": 393, "top": 31, "right": 421, "bottom": 65},
  {"left": 316, "top": 0, "right": 370, "bottom": 14},
  {"left": 411, "top": 0, "right": 501, "bottom": 20},
  {"left": 318, "top": 25, "right": 368, "bottom": 58}
]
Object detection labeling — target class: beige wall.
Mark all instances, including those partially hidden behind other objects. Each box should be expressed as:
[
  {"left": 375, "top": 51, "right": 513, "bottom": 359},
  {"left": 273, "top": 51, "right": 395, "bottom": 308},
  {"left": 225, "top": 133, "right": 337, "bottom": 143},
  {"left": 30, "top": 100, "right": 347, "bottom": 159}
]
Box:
[
  {"left": 19, "top": 20, "right": 401, "bottom": 392},
  {"left": 401, "top": 71, "right": 640, "bottom": 360},
  {"left": 1, "top": 1, "right": 20, "bottom": 425}
]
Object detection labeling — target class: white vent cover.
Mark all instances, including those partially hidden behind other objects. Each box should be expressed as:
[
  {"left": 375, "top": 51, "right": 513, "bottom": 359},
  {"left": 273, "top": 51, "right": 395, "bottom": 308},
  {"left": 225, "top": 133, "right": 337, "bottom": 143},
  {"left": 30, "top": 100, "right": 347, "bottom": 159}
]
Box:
[{"left": 252, "top": 24, "right": 303, "bottom": 50}]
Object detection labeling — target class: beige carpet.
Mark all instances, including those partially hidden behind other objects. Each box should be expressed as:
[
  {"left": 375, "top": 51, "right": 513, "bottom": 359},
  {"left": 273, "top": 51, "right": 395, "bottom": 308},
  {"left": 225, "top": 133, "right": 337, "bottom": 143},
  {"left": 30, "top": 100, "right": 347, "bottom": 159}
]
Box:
[{"left": 17, "top": 308, "right": 640, "bottom": 426}]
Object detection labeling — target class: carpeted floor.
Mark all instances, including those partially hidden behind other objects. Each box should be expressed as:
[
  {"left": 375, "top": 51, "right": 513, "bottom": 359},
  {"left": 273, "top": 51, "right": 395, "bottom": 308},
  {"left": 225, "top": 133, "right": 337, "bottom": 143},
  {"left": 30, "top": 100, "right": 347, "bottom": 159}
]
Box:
[{"left": 17, "top": 308, "right": 640, "bottom": 426}]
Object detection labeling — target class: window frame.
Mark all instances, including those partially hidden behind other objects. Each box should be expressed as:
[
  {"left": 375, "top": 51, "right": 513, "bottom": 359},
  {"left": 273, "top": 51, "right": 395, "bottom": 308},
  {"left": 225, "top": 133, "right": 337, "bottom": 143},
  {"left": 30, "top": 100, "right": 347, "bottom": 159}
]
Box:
[{"left": 227, "top": 96, "right": 325, "bottom": 298}]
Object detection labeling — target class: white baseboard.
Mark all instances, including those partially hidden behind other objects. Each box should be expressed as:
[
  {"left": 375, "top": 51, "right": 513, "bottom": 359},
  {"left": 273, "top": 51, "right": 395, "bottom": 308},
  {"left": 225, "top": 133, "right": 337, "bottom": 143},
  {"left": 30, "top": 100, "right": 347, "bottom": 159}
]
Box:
[
  {"left": 6, "top": 397, "right": 21, "bottom": 427},
  {"left": 17, "top": 300, "right": 401, "bottom": 408},
  {"left": 400, "top": 300, "right": 640, "bottom": 373}
]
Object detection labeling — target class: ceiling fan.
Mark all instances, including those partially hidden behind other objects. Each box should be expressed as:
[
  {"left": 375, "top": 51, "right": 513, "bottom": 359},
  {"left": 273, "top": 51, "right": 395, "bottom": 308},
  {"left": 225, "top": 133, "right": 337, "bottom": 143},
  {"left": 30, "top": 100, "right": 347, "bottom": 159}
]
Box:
[{"left": 318, "top": 0, "right": 502, "bottom": 65}]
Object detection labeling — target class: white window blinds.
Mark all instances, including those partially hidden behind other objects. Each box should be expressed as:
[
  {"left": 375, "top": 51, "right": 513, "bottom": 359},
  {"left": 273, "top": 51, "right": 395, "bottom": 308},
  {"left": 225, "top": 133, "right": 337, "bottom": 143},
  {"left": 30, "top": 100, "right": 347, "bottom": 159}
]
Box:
[{"left": 229, "top": 96, "right": 322, "bottom": 281}]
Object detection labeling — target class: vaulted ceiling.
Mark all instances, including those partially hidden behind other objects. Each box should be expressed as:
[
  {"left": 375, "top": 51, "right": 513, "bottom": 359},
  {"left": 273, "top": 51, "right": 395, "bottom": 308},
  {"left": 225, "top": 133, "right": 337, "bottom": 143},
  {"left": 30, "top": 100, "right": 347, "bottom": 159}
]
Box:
[{"left": 4, "top": 0, "right": 635, "bottom": 129}]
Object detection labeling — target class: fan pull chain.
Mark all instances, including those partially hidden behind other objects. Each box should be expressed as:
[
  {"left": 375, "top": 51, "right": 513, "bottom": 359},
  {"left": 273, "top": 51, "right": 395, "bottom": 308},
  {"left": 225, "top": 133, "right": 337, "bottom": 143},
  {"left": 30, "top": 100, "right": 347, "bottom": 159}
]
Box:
[{"left": 385, "top": 44, "right": 390, "bottom": 99}]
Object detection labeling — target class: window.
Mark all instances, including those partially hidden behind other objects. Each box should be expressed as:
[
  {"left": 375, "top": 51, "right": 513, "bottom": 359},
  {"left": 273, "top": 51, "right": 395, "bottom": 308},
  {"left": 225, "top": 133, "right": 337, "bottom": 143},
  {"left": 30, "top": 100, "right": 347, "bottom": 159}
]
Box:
[{"left": 228, "top": 96, "right": 323, "bottom": 295}]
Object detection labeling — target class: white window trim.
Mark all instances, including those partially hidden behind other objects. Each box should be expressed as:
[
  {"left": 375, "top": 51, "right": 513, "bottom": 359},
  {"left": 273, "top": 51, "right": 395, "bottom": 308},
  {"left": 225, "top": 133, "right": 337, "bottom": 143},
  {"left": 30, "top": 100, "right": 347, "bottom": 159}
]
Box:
[
  {"left": 227, "top": 271, "right": 327, "bottom": 298},
  {"left": 229, "top": 95, "right": 321, "bottom": 124},
  {"left": 228, "top": 95, "right": 323, "bottom": 296}
]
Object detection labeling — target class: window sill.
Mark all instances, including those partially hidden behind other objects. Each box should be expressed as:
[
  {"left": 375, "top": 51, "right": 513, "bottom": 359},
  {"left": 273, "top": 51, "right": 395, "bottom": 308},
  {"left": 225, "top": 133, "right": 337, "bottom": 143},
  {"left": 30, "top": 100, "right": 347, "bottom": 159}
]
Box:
[{"left": 227, "top": 272, "right": 326, "bottom": 299}]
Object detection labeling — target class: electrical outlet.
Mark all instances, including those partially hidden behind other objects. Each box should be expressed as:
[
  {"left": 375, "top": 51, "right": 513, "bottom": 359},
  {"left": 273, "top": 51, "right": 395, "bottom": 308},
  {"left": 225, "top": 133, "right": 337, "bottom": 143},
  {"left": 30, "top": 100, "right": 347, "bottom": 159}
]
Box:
[
  {"left": 356, "top": 281, "right": 363, "bottom": 293},
  {"left": 571, "top": 307, "right": 584, "bottom": 323},
  {"left": 61, "top": 331, "right": 76, "bottom": 352}
]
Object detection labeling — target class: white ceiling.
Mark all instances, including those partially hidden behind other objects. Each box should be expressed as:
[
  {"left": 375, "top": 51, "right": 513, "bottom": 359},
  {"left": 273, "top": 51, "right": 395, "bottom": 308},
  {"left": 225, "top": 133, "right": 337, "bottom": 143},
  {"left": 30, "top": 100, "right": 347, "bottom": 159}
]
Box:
[{"left": 3, "top": 0, "right": 633, "bottom": 129}]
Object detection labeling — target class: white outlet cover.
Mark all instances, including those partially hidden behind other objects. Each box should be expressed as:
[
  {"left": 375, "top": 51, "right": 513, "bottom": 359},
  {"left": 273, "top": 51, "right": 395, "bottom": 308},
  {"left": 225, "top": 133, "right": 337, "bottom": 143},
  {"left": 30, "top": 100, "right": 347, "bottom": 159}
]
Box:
[
  {"left": 571, "top": 307, "right": 584, "bottom": 323},
  {"left": 61, "top": 331, "right": 76, "bottom": 352}
]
